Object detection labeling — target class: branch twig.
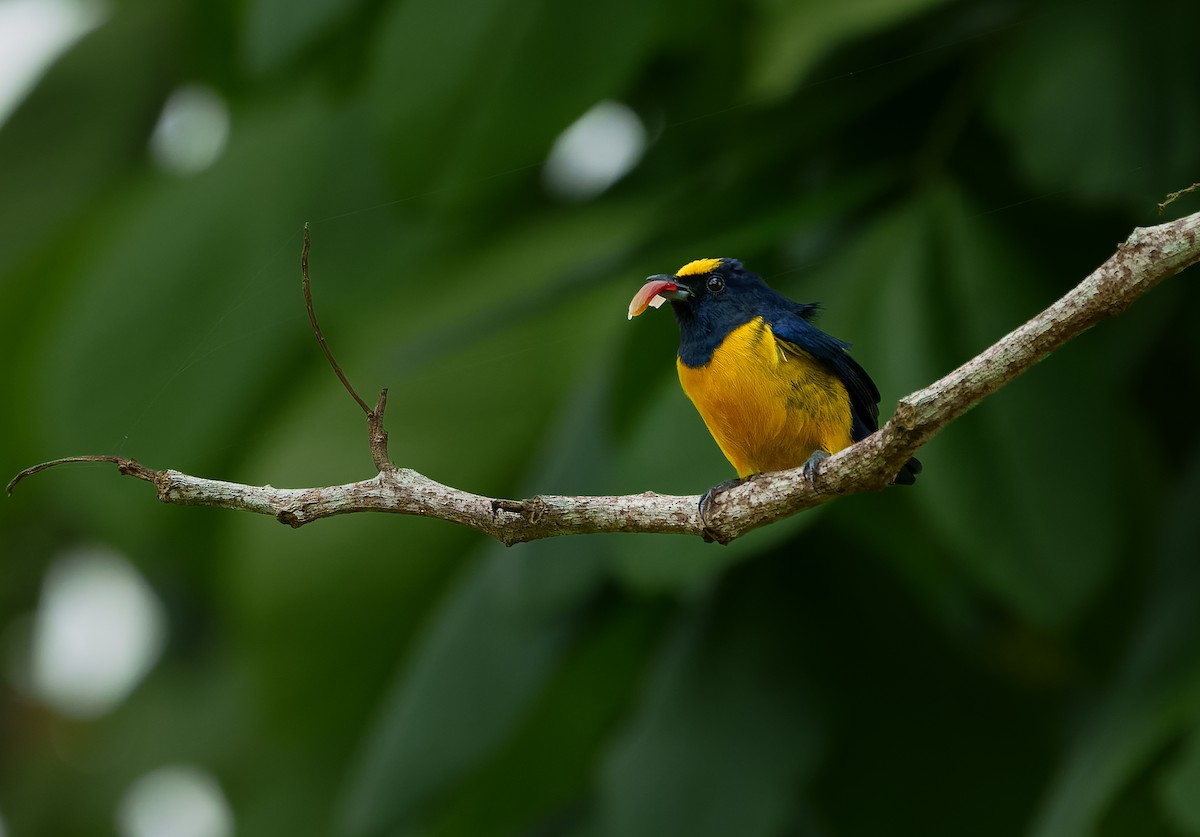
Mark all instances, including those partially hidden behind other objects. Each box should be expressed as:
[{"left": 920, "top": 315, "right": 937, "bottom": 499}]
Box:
[
  {"left": 1159, "top": 183, "right": 1199, "bottom": 214},
  {"left": 302, "top": 225, "right": 393, "bottom": 472},
  {"left": 7, "top": 456, "right": 157, "bottom": 494},
  {"left": 303, "top": 223, "right": 372, "bottom": 417},
  {"left": 10, "top": 211, "right": 1200, "bottom": 545}
]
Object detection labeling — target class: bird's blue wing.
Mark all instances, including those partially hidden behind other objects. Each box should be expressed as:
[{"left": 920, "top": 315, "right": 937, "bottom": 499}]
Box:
[{"left": 768, "top": 309, "right": 881, "bottom": 441}]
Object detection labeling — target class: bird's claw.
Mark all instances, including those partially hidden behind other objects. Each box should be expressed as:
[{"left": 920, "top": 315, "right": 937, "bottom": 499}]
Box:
[
  {"left": 801, "top": 450, "right": 830, "bottom": 484},
  {"left": 697, "top": 477, "right": 744, "bottom": 543}
]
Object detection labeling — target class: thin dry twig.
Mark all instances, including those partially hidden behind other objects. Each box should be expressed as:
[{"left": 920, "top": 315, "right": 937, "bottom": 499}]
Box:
[
  {"left": 10, "top": 209, "right": 1200, "bottom": 545},
  {"left": 7, "top": 456, "right": 157, "bottom": 494},
  {"left": 302, "top": 225, "right": 393, "bottom": 471},
  {"left": 1159, "top": 183, "right": 1200, "bottom": 214},
  {"left": 303, "top": 223, "right": 372, "bottom": 417}
]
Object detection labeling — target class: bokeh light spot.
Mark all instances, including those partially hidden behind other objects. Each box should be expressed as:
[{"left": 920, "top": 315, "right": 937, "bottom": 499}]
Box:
[
  {"left": 31, "top": 547, "right": 166, "bottom": 719},
  {"left": 117, "top": 765, "right": 233, "bottom": 837},
  {"left": 0, "top": 0, "right": 106, "bottom": 128},
  {"left": 149, "top": 84, "right": 231, "bottom": 176},
  {"left": 542, "top": 100, "right": 646, "bottom": 201}
]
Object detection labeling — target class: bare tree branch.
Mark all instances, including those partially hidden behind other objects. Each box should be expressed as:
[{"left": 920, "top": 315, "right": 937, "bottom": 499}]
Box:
[{"left": 9, "top": 210, "right": 1200, "bottom": 545}]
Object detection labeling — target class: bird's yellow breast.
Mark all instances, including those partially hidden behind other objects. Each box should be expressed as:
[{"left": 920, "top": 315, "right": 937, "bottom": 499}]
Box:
[{"left": 676, "top": 317, "right": 854, "bottom": 479}]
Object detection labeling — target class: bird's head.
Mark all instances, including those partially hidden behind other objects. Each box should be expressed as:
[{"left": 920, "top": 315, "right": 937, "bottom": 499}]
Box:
[
  {"left": 628, "top": 257, "right": 771, "bottom": 325},
  {"left": 629, "top": 258, "right": 817, "bottom": 366}
]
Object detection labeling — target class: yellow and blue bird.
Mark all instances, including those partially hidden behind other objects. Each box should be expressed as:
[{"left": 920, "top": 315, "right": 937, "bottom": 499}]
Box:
[{"left": 629, "top": 257, "right": 921, "bottom": 488}]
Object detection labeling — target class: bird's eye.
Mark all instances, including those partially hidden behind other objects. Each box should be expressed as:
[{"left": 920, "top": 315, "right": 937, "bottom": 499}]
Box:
[{"left": 706, "top": 275, "right": 725, "bottom": 293}]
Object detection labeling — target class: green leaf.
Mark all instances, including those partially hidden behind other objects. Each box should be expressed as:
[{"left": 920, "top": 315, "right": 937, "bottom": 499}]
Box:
[
  {"left": 337, "top": 366, "right": 619, "bottom": 837},
  {"left": 26, "top": 87, "right": 375, "bottom": 535},
  {"left": 924, "top": 184, "right": 1124, "bottom": 627},
  {"left": 1160, "top": 721, "right": 1200, "bottom": 836},
  {"left": 338, "top": 551, "right": 580, "bottom": 837},
  {"left": 242, "top": 0, "right": 364, "bottom": 74},
  {"left": 1029, "top": 446, "right": 1200, "bottom": 836},
  {"left": 0, "top": 4, "right": 184, "bottom": 279},
  {"left": 426, "top": 601, "right": 667, "bottom": 837},
  {"left": 745, "top": 0, "right": 957, "bottom": 100},
  {"left": 366, "top": 0, "right": 665, "bottom": 210},
  {"left": 593, "top": 586, "right": 823, "bottom": 837},
  {"left": 988, "top": 0, "right": 1200, "bottom": 209}
]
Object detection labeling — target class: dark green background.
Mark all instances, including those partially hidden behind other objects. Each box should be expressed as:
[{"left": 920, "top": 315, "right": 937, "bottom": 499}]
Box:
[{"left": 3, "top": 0, "right": 1200, "bottom": 834}]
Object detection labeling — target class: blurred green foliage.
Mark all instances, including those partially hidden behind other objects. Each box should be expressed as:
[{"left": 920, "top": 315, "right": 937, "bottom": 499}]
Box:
[{"left": 3, "top": 0, "right": 1200, "bottom": 834}]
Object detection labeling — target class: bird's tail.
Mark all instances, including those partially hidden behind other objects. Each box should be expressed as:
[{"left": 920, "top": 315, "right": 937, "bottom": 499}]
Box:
[{"left": 893, "top": 457, "right": 923, "bottom": 486}]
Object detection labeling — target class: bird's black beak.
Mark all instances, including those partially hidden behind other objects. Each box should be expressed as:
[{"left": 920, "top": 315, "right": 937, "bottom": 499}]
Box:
[
  {"left": 646, "top": 274, "right": 692, "bottom": 301},
  {"left": 628, "top": 275, "right": 691, "bottom": 319}
]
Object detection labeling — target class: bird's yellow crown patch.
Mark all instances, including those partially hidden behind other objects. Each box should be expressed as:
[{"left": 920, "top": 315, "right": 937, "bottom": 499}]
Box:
[{"left": 676, "top": 258, "right": 723, "bottom": 278}]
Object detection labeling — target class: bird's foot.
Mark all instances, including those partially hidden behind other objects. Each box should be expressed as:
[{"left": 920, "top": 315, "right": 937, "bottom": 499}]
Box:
[
  {"left": 801, "top": 450, "right": 830, "bottom": 484},
  {"left": 698, "top": 477, "right": 748, "bottom": 543}
]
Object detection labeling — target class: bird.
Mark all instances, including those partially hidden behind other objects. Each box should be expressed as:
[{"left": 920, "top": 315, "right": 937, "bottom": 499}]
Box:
[{"left": 628, "top": 257, "right": 921, "bottom": 494}]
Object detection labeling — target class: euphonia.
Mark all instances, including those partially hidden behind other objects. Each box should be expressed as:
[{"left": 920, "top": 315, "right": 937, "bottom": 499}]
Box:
[{"left": 629, "top": 257, "right": 921, "bottom": 488}]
